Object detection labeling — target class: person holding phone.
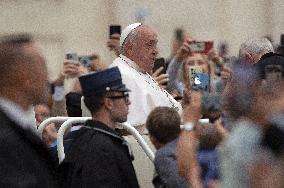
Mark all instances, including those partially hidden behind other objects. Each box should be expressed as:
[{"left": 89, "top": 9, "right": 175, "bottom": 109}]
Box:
[
  {"left": 220, "top": 38, "right": 274, "bottom": 89},
  {"left": 109, "top": 23, "right": 182, "bottom": 133},
  {"left": 167, "top": 38, "right": 212, "bottom": 96}
]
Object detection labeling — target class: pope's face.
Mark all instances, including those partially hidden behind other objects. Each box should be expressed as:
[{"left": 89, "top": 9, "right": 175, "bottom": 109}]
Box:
[{"left": 129, "top": 26, "right": 158, "bottom": 73}]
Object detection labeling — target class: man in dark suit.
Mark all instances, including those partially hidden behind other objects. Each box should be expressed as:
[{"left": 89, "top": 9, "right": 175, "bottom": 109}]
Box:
[
  {"left": 0, "top": 34, "right": 58, "bottom": 187},
  {"left": 59, "top": 67, "right": 139, "bottom": 188}
]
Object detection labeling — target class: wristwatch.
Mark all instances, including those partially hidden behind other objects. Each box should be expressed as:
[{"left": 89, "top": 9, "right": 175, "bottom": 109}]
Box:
[{"left": 180, "top": 122, "right": 194, "bottom": 131}]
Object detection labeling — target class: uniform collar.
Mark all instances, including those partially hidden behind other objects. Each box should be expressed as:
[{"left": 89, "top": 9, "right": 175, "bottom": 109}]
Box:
[{"left": 84, "top": 120, "right": 124, "bottom": 141}]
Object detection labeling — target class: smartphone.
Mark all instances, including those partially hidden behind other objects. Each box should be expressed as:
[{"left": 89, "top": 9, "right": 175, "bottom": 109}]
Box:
[
  {"left": 153, "top": 58, "right": 166, "bottom": 74},
  {"left": 175, "top": 28, "right": 184, "bottom": 42},
  {"left": 189, "top": 66, "right": 203, "bottom": 84},
  {"left": 109, "top": 25, "right": 121, "bottom": 38},
  {"left": 65, "top": 52, "right": 78, "bottom": 61},
  {"left": 192, "top": 73, "right": 210, "bottom": 92},
  {"left": 189, "top": 41, "right": 214, "bottom": 53},
  {"left": 78, "top": 56, "right": 91, "bottom": 67}
]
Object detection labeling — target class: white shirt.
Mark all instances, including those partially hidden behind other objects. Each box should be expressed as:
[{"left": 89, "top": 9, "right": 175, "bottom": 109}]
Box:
[
  {"left": 0, "top": 97, "right": 37, "bottom": 134},
  {"left": 109, "top": 55, "right": 182, "bottom": 129}
]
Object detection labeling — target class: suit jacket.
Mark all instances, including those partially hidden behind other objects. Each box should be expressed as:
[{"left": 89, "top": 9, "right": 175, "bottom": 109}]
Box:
[
  {"left": 154, "top": 138, "right": 187, "bottom": 188},
  {"left": 0, "top": 110, "right": 58, "bottom": 188},
  {"left": 59, "top": 120, "right": 139, "bottom": 188}
]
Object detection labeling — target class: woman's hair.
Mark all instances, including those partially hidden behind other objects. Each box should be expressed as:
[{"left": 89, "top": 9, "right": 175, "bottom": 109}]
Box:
[{"left": 180, "top": 53, "right": 212, "bottom": 91}]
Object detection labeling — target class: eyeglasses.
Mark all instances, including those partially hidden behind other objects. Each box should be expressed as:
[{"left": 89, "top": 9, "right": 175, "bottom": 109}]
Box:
[{"left": 107, "top": 93, "right": 130, "bottom": 103}]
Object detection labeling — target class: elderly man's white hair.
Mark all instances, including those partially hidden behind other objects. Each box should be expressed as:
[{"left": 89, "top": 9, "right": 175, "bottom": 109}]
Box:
[{"left": 239, "top": 38, "right": 274, "bottom": 58}]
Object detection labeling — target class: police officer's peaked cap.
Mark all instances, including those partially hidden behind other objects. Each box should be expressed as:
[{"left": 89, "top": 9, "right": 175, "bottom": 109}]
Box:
[{"left": 79, "top": 67, "right": 130, "bottom": 97}]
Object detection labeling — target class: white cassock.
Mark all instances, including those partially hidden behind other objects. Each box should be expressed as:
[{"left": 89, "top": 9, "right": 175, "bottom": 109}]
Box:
[{"left": 109, "top": 55, "right": 182, "bottom": 133}]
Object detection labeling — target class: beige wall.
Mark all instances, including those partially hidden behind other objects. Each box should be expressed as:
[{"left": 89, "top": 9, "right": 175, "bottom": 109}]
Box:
[
  {"left": 271, "top": 0, "right": 284, "bottom": 44},
  {"left": 0, "top": 0, "right": 283, "bottom": 80}
]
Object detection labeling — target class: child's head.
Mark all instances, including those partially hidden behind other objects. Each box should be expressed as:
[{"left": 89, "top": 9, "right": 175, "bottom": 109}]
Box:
[{"left": 146, "top": 107, "right": 181, "bottom": 149}]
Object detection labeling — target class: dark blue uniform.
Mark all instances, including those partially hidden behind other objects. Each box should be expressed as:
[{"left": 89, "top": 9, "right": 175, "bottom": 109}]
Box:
[
  {"left": 59, "top": 120, "right": 139, "bottom": 188},
  {"left": 0, "top": 111, "right": 58, "bottom": 188}
]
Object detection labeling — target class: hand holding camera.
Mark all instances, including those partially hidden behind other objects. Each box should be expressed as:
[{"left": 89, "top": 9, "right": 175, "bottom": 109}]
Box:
[
  {"left": 107, "top": 33, "right": 120, "bottom": 56},
  {"left": 63, "top": 60, "right": 80, "bottom": 78},
  {"left": 176, "top": 39, "right": 214, "bottom": 63},
  {"left": 220, "top": 66, "right": 233, "bottom": 83},
  {"left": 107, "top": 25, "right": 121, "bottom": 57},
  {"left": 208, "top": 49, "right": 223, "bottom": 65},
  {"left": 152, "top": 66, "right": 169, "bottom": 89},
  {"left": 63, "top": 52, "right": 81, "bottom": 78},
  {"left": 175, "top": 38, "right": 194, "bottom": 62},
  {"left": 152, "top": 58, "right": 169, "bottom": 88}
]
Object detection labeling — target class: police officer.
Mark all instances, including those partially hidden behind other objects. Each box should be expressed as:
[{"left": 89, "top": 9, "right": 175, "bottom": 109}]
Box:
[{"left": 60, "top": 67, "right": 139, "bottom": 188}]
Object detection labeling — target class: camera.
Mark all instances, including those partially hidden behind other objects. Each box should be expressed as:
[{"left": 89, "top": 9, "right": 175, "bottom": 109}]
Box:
[
  {"left": 65, "top": 52, "right": 78, "bottom": 61},
  {"left": 78, "top": 56, "right": 91, "bottom": 67},
  {"left": 109, "top": 25, "right": 121, "bottom": 38},
  {"left": 189, "top": 41, "right": 214, "bottom": 53},
  {"left": 153, "top": 58, "right": 166, "bottom": 74}
]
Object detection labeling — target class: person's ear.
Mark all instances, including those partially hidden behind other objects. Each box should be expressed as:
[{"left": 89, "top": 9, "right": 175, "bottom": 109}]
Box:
[
  {"left": 244, "top": 52, "right": 254, "bottom": 63},
  {"left": 125, "top": 42, "right": 134, "bottom": 57},
  {"left": 149, "top": 135, "right": 162, "bottom": 150},
  {"left": 104, "top": 97, "right": 114, "bottom": 110}
]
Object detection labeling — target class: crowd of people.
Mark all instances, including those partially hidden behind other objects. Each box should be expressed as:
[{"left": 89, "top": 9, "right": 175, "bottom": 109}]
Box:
[{"left": 0, "top": 22, "right": 284, "bottom": 188}]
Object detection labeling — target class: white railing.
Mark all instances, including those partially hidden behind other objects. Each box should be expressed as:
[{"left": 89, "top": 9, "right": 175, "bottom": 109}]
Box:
[
  {"left": 120, "top": 122, "right": 155, "bottom": 162},
  {"left": 57, "top": 117, "right": 91, "bottom": 163},
  {"left": 38, "top": 117, "right": 71, "bottom": 139},
  {"left": 38, "top": 117, "right": 155, "bottom": 164}
]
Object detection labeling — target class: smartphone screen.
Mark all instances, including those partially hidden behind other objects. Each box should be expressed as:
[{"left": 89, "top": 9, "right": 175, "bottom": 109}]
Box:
[
  {"left": 153, "top": 58, "right": 166, "bottom": 74},
  {"left": 78, "top": 56, "right": 91, "bottom": 67},
  {"left": 189, "top": 41, "right": 214, "bottom": 53},
  {"left": 109, "top": 25, "right": 121, "bottom": 38},
  {"left": 189, "top": 66, "right": 203, "bottom": 84},
  {"left": 189, "top": 42, "right": 205, "bottom": 52},
  {"left": 192, "top": 73, "right": 210, "bottom": 92}
]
